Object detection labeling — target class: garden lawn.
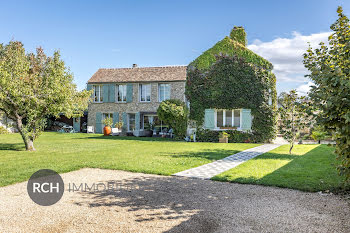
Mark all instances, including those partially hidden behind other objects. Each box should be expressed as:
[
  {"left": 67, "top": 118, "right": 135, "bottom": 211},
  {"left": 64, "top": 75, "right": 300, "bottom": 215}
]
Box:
[
  {"left": 0, "top": 132, "right": 259, "bottom": 187},
  {"left": 212, "top": 144, "right": 347, "bottom": 192}
]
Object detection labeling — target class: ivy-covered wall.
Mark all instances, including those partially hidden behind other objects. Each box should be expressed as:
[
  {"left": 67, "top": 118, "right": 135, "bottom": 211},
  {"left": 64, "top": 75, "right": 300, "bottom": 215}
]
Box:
[{"left": 186, "top": 27, "right": 277, "bottom": 142}]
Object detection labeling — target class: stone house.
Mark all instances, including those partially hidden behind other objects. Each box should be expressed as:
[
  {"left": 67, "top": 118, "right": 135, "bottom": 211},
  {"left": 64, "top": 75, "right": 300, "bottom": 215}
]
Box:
[{"left": 86, "top": 65, "right": 187, "bottom": 134}]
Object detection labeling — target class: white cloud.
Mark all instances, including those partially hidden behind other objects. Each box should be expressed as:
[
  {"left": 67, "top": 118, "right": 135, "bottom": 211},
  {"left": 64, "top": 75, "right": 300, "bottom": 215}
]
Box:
[
  {"left": 296, "top": 81, "right": 314, "bottom": 96},
  {"left": 248, "top": 31, "right": 331, "bottom": 84}
]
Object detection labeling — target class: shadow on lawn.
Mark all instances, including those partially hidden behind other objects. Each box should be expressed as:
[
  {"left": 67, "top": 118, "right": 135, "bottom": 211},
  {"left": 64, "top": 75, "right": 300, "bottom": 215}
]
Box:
[
  {"left": 0, "top": 143, "right": 24, "bottom": 151},
  {"left": 76, "top": 135, "right": 178, "bottom": 142}
]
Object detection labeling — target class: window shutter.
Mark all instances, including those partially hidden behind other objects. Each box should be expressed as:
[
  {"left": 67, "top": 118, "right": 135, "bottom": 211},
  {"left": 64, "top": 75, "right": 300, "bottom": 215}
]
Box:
[
  {"left": 126, "top": 84, "right": 133, "bottom": 103},
  {"left": 135, "top": 112, "right": 140, "bottom": 131},
  {"left": 103, "top": 85, "right": 109, "bottom": 103},
  {"left": 122, "top": 112, "right": 128, "bottom": 131},
  {"left": 109, "top": 84, "right": 115, "bottom": 103},
  {"left": 113, "top": 112, "right": 119, "bottom": 127},
  {"left": 96, "top": 112, "right": 102, "bottom": 133},
  {"left": 241, "top": 109, "right": 252, "bottom": 131},
  {"left": 87, "top": 84, "right": 93, "bottom": 99},
  {"left": 204, "top": 109, "right": 215, "bottom": 129}
]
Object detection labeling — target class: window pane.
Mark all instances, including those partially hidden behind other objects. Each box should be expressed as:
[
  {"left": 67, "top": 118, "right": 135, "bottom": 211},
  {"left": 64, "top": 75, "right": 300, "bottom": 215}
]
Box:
[
  {"left": 234, "top": 110, "right": 240, "bottom": 127},
  {"left": 100, "top": 85, "right": 103, "bottom": 102},
  {"left": 117, "top": 85, "right": 126, "bottom": 102},
  {"left": 217, "top": 110, "right": 223, "bottom": 127},
  {"left": 159, "top": 84, "right": 170, "bottom": 102},
  {"left": 225, "top": 110, "right": 232, "bottom": 127},
  {"left": 129, "top": 114, "right": 135, "bottom": 131},
  {"left": 140, "top": 84, "right": 151, "bottom": 102}
]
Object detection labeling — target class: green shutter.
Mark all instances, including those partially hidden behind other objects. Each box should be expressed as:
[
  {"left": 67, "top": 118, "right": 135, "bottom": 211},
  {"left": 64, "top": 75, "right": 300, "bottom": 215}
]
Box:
[
  {"left": 87, "top": 84, "right": 93, "bottom": 100},
  {"left": 241, "top": 109, "right": 252, "bottom": 131},
  {"left": 113, "top": 112, "right": 119, "bottom": 126},
  {"left": 109, "top": 84, "right": 115, "bottom": 103},
  {"left": 126, "top": 83, "right": 133, "bottom": 103},
  {"left": 96, "top": 112, "right": 102, "bottom": 133},
  {"left": 204, "top": 109, "right": 215, "bottom": 129},
  {"left": 135, "top": 112, "right": 140, "bottom": 131},
  {"left": 103, "top": 85, "right": 109, "bottom": 103},
  {"left": 122, "top": 112, "right": 128, "bottom": 131}
]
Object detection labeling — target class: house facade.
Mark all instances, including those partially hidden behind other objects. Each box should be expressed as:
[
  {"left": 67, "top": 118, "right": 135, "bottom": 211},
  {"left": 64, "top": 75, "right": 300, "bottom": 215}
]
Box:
[{"left": 87, "top": 65, "right": 187, "bottom": 134}]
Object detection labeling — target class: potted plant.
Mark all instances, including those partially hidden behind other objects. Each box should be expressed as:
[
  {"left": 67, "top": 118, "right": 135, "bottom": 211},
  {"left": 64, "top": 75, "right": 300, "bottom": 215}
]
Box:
[
  {"left": 219, "top": 131, "right": 229, "bottom": 143},
  {"left": 114, "top": 121, "right": 123, "bottom": 132},
  {"left": 102, "top": 117, "right": 113, "bottom": 136}
]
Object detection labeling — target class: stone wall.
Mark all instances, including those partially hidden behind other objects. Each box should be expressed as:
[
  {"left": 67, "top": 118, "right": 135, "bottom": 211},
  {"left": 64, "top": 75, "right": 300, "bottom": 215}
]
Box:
[{"left": 87, "top": 81, "right": 185, "bottom": 129}]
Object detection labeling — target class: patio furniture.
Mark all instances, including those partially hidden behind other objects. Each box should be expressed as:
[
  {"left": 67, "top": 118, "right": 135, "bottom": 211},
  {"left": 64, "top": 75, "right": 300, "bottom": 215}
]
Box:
[
  {"left": 58, "top": 125, "right": 76, "bottom": 133},
  {"left": 87, "top": 126, "right": 94, "bottom": 134},
  {"left": 111, "top": 128, "right": 121, "bottom": 136}
]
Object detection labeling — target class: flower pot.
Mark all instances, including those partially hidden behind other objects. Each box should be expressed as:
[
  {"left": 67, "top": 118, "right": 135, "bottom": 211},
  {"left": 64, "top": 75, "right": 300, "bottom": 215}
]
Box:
[
  {"left": 219, "top": 137, "right": 228, "bottom": 143},
  {"left": 103, "top": 126, "right": 112, "bottom": 136}
]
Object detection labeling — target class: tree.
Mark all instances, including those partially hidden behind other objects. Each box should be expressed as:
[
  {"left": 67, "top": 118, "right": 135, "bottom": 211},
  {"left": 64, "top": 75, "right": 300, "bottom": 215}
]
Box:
[
  {"left": 0, "top": 41, "right": 91, "bottom": 151},
  {"left": 303, "top": 7, "right": 350, "bottom": 181},
  {"left": 157, "top": 99, "right": 188, "bottom": 139},
  {"left": 278, "top": 90, "right": 308, "bottom": 154}
]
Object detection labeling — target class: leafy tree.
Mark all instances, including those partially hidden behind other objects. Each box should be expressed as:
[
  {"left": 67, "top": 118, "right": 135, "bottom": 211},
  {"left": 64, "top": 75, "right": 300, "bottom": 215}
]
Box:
[
  {"left": 278, "top": 90, "right": 309, "bottom": 154},
  {"left": 303, "top": 7, "right": 350, "bottom": 181},
  {"left": 157, "top": 99, "right": 188, "bottom": 139},
  {"left": 311, "top": 125, "right": 328, "bottom": 144},
  {"left": 0, "top": 41, "right": 91, "bottom": 151}
]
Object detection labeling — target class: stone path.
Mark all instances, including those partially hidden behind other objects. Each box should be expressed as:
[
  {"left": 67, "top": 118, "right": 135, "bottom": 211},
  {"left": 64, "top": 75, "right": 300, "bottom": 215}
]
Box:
[{"left": 173, "top": 144, "right": 281, "bottom": 179}]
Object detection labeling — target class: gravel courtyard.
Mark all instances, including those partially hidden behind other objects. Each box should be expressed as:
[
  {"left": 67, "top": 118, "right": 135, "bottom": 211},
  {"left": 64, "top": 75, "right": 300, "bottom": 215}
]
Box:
[{"left": 0, "top": 168, "right": 349, "bottom": 232}]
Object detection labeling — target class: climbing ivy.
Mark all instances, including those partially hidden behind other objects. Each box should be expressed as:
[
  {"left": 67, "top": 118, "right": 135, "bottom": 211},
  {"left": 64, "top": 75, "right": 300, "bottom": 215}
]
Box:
[
  {"left": 186, "top": 55, "right": 277, "bottom": 142},
  {"left": 230, "top": 26, "right": 247, "bottom": 46},
  {"left": 188, "top": 37, "right": 273, "bottom": 71}
]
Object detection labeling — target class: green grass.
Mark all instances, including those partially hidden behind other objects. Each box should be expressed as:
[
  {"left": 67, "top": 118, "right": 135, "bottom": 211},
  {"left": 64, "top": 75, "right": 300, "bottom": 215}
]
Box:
[
  {"left": 0, "top": 132, "right": 259, "bottom": 187},
  {"left": 212, "top": 144, "right": 347, "bottom": 192}
]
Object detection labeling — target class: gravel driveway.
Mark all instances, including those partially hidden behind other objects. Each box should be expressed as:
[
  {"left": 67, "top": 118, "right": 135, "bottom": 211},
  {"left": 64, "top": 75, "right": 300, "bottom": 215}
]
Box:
[{"left": 0, "top": 168, "right": 349, "bottom": 232}]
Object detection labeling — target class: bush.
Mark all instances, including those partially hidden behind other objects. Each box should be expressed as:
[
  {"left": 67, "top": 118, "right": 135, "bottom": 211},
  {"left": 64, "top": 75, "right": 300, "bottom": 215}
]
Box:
[
  {"left": 157, "top": 99, "right": 188, "bottom": 139},
  {"left": 227, "top": 130, "right": 253, "bottom": 143},
  {"left": 0, "top": 125, "right": 9, "bottom": 134},
  {"left": 196, "top": 129, "right": 253, "bottom": 143},
  {"left": 196, "top": 129, "right": 219, "bottom": 142}
]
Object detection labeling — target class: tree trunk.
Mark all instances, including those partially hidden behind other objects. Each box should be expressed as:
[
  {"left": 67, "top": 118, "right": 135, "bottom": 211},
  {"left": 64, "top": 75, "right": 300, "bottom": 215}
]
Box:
[
  {"left": 289, "top": 142, "right": 294, "bottom": 154},
  {"left": 16, "top": 116, "right": 36, "bottom": 151}
]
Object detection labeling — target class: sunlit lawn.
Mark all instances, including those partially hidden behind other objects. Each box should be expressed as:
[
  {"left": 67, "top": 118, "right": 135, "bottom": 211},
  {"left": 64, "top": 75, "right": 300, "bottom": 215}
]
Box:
[
  {"left": 0, "top": 132, "right": 259, "bottom": 187},
  {"left": 213, "top": 144, "right": 347, "bottom": 192}
]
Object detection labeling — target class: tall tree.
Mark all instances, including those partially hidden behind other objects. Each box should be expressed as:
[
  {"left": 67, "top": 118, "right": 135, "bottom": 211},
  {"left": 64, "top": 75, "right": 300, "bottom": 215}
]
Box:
[
  {"left": 303, "top": 7, "right": 350, "bottom": 181},
  {"left": 0, "top": 41, "right": 91, "bottom": 151},
  {"left": 278, "top": 90, "right": 309, "bottom": 154}
]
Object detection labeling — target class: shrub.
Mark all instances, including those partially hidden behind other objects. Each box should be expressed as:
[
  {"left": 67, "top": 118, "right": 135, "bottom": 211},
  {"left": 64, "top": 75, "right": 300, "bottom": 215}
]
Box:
[
  {"left": 227, "top": 130, "right": 253, "bottom": 143},
  {"left": 196, "top": 129, "right": 220, "bottom": 142},
  {"left": 0, "top": 125, "right": 9, "bottom": 134},
  {"left": 157, "top": 99, "right": 188, "bottom": 139}
]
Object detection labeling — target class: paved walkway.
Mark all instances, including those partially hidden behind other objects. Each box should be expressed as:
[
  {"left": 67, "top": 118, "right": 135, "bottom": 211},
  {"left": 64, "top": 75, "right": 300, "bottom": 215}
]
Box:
[{"left": 173, "top": 144, "right": 281, "bottom": 179}]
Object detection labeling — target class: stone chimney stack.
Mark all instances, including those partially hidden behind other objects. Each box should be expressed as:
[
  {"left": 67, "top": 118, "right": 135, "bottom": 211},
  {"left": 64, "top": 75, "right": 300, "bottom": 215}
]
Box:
[{"left": 132, "top": 64, "right": 138, "bottom": 68}]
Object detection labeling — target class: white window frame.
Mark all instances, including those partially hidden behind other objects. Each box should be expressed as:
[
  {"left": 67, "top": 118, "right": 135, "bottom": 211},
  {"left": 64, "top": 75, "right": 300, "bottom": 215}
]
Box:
[
  {"left": 116, "top": 84, "right": 127, "bottom": 103},
  {"left": 158, "top": 83, "right": 171, "bottom": 102},
  {"left": 142, "top": 114, "right": 157, "bottom": 130},
  {"left": 139, "top": 84, "right": 151, "bottom": 102},
  {"left": 214, "top": 109, "right": 242, "bottom": 130},
  {"left": 93, "top": 85, "right": 103, "bottom": 103},
  {"left": 127, "top": 113, "right": 136, "bottom": 131}
]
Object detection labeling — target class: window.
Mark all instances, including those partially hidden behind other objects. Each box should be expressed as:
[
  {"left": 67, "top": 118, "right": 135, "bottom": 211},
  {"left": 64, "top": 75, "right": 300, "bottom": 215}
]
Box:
[
  {"left": 128, "top": 113, "right": 135, "bottom": 131},
  {"left": 158, "top": 84, "right": 171, "bottom": 102},
  {"left": 102, "top": 113, "right": 113, "bottom": 127},
  {"left": 93, "top": 85, "right": 103, "bottom": 102},
  {"left": 139, "top": 84, "right": 151, "bottom": 102},
  {"left": 216, "top": 109, "right": 241, "bottom": 128},
  {"left": 116, "top": 84, "right": 127, "bottom": 102}
]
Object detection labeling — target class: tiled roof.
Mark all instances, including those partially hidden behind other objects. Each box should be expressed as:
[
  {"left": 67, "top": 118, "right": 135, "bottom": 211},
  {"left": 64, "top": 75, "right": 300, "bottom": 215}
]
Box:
[{"left": 87, "top": 66, "right": 187, "bottom": 83}]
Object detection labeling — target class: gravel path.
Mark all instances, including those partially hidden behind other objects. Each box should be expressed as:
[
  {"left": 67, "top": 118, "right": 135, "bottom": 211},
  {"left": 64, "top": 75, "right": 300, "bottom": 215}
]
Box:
[{"left": 0, "top": 168, "right": 349, "bottom": 232}]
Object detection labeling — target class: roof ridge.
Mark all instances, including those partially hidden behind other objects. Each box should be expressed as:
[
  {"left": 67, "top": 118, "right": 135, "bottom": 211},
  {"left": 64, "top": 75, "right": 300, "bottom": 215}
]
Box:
[{"left": 98, "top": 65, "right": 187, "bottom": 70}]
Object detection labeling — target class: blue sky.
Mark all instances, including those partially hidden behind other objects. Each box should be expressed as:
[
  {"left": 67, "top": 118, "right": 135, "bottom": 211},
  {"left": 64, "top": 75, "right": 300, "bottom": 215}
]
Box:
[{"left": 1, "top": 0, "right": 349, "bottom": 94}]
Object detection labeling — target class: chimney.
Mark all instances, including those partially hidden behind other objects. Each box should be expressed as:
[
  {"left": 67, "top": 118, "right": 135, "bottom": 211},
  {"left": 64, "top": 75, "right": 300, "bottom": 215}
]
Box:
[{"left": 132, "top": 64, "right": 138, "bottom": 68}]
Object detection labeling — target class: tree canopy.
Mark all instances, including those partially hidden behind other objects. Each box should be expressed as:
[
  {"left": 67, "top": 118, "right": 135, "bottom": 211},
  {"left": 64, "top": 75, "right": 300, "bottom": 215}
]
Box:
[
  {"left": 0, "top": 41, "right": 91, "bottom": 151},
  {"left": 303, "top": 7, "right": 350, "bottom": 181}
]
